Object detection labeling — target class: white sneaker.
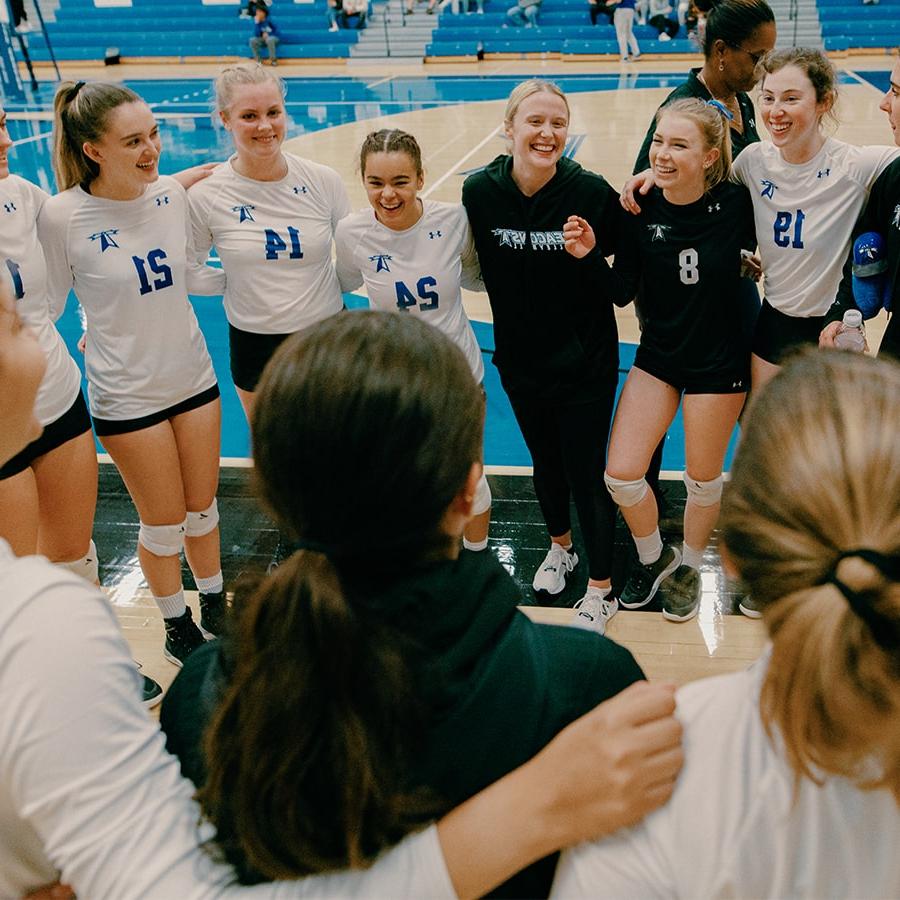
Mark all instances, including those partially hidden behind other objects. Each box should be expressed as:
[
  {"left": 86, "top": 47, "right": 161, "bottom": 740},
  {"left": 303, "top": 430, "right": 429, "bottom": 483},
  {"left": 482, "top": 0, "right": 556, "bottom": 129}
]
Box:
[
  {"left": 572, "top": 592, "right": 618, "bottom": 635},
  {"left": 659, "top": 32, "right": 672, "bottom": 40},
  {"left": 532, "top": 545, "right": 578, "bottom": 594}
]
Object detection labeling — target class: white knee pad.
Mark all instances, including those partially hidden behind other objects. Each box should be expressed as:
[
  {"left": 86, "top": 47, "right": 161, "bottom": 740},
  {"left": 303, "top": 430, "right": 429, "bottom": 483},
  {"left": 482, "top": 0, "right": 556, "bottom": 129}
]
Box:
[
  {"left": 57, "top": 539, "right": 99, "bottom": 584},
  {"left": 185, "top": 498, "right": 219, "bottom": 538},
  {"left": 139, "top": 518, "right": 186, "bottom": 557},
  {"left": 604, "top": 472, "right": 649, "bottom": 508},
  {"left": 472, "top": 473, "right": 492, "bottom": 516},
  {"left": 684, "top": 473, "right": 724, "bottom": 507}
]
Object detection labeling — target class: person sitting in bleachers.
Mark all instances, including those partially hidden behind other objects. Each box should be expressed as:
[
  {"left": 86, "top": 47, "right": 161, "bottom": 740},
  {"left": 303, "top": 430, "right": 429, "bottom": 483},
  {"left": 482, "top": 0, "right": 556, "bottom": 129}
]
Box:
[
  {"left": 327, "top": 0, "right": 342, "bottom": 31},
  {"left": 648, "top": 0, "right": 680, "bottom": 39},
  {"left": 341, "top": 0, "right": 368, "bottom": 29},
  {"left": 507, "top": 0, "right": 542, "bottom": 27},
  {"left": 589, "top": 0, "right": 616, "bottom": 26},
  {"left": 249, "top": 5, "right": 281, "bottom": 65}
]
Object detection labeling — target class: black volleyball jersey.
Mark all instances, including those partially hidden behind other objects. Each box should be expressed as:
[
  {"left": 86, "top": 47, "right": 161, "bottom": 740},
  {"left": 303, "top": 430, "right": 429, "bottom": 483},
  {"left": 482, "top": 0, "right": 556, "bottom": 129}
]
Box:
[{"left": 614, "top": 180, "right": 756, "bottom": 377}]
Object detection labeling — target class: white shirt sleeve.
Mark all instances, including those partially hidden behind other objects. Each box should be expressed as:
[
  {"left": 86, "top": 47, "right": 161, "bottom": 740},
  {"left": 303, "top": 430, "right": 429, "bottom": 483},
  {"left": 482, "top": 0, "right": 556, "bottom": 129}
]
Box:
[
  {"left": 329, "top": 168, "right": 352, "bottom": 232},
  {"left": 858, "top": 144, "right": 900, "bottom": 190},
  {"left": 188, "top": 180, "right": 216, "bottom": 267},
  {"left": 35, "top": 192, "right": 75, "bottom": 322},
  {"left": 334, "top": 217, "right": 365, "bottom": 293},
  {"left": 176, "top": 182, "right": 226, "bottom": 296},
  {"left": 731, "top": 148, "right": 751, "bottom": 189},
  {"left": 459, "top": 220, "right": 484, "bottom": 293}
]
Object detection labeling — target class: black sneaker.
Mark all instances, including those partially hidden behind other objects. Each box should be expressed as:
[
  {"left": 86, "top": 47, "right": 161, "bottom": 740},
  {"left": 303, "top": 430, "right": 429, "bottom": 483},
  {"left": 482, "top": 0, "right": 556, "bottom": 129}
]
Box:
[
  {"left": 163, "top": 608, "right": 206, "bottom": 667},
  {"left": 199, "top": 590, "right": 227, "bottom": 638},
  {"left": 738, "top": 594, "right": 763, "bottom": 618},
  {"left": 619, "top": 545, "right": 681, "bottom": 609},
  {"left": 659, "top": 564, "right": 701, "bottom": 622},
  {"left": 142, "top": 674, "right": 163, "bottom": 708}
]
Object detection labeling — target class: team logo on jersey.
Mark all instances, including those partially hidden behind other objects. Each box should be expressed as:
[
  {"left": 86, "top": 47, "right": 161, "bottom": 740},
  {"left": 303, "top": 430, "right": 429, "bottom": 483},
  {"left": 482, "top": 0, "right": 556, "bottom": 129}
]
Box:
[
  {"left": 892, "top": 204, "right": 900, "bottom": 230},
  {"left": 708, "top": 203, "right": 721, "bottom": 213},
  {"left": 817, "top": 168, "right": 831, "bottom": 179},
  {"left": 760, "top": 179, "right": 778, "bottom": 199},
  {"left": 2, "top": 202, "right": 16, "bottom": 213},
  {"left": 530, "top": 231, "right": 565, "bottom": 251},
  {"left": 429, "top": 230, "right": 442, "bottom": 239},
  {"left": 369, "top": 253, "right": 393, "bottom": 272},
  {"left": 232, "top": 204, "right": 256, "bottom": 223},
  {"left": 88, "top": 229, "right": 120, "bottom": 252},
  {"left": 647, "top": 223, "right": 671, "bottom": 242},
  {"left": 156, "top": 195, "right": 170, "bottom": 206},
  {"left": 292, "top": 185, "right": 308, "bottom": 195},
  {"left": 492, "top": 228, "right": 527, "bottom": 249}
]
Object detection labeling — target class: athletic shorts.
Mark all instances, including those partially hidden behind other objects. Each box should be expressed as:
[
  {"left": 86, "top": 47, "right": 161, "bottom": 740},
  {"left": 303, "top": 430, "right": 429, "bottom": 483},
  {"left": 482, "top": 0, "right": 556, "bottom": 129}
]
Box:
[
  {"left": 0, "top": 390, "right": 92, "bottom": 480},
  {"left": 633, "top": 347, "right": 749, "bottom": 395},
  {"left": 93, "top": 384, "right": 220, "bottom": 437},
  {"left": 752, "top": 299, "right": 826, "bottom": 365},
  {"left": 228, "top": 324, "right": 294, "bottom": 394}
]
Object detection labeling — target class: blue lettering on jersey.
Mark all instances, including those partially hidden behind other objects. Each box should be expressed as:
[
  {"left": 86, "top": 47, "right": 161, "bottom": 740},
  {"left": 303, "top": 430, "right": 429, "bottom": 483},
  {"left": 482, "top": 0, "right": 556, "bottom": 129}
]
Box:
[
  {"left": 132, "top": 249, "right": 174, "bottom": 296},
  {"left": 370, "top": 254, "right": 393, "bottom": 273},
  {"left": 647, "top": 223, "right": 671, "bottom": 242},
  {"left": 3, "top": 202, "right": 16, "bottom": 213},
  {"left": 429, "top": 231, "right": 442, "bottom": 239},
  {"left": 89, "top": 229, "right": 120, "bottom": 252},
  {"left": 892, "top": 205, "right": 900, "bottom": 230},
  {"left": 492, "top": 228, "right": 527, "bottom": 249},
  {"left": 760, "top": 179, "right": 777, "bottom": 199},
  {"left": 530, "top": 231, "right": 565, "bottom": 251},
  {"left": 817, "top": 168, "right": 831, "bottom": 179},
  {"left": 292, "top": 185, "right": 308, "bottom": 195},
  {"left": 773, "top": 209, "right": 805, "bottom": 249},
  {"left": 4, "top": 259, "right": 24, "bottom": 299},
  {"left": 232, "top": 204, "right": 256, "bottom": 223},
  {"left": 156, "top": 195, "right": 170, "bottom": 206},
  {"left": 395, "top": 276, "right": 439, "bottom": 312}
]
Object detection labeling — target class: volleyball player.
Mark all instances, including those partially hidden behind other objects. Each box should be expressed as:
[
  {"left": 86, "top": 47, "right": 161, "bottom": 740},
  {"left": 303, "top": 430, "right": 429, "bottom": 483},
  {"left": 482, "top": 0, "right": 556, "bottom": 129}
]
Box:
[
  {"left": 462, "top": 80, "right": 623, "bottom": 633},
  {"left": 38, "top": 81, "right": 226, "bottom": 667},
  {"left": 553, "top": 350, "right": 900, "bottom": 899},
  {"left": 335, "top": 128, "right": 491, "bottom": 551},
  {"left": 566, "top": 99, "right": 754, "bottom": 622},
  {"left": 189, "top": 62, "right": 350, "bottom": 422}
]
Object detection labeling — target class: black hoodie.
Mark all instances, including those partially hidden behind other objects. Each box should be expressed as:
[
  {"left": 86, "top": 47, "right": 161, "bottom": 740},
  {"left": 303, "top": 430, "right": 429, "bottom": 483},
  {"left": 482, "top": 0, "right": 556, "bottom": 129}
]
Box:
[{"left": 462, "top": 154, "right": 623, "bottom": 402}]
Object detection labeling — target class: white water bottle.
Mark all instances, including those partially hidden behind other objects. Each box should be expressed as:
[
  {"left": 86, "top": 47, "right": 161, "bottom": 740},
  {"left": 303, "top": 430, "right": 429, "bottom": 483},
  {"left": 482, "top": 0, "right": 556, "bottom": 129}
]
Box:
[{"left": 834, "top": 309, "right": 866, "bottom": 352}]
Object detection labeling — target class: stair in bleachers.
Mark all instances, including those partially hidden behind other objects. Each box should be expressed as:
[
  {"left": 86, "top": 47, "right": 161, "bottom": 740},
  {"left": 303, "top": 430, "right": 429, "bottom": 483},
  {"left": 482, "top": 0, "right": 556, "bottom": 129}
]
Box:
[
  {"left": 767, "top": 0, "right": 821, "bottom": 49},
  {"left": 817, "top": 0, "right": 900, "bottom": 53},
  {"left": 350, "top": 0, "right": 439, "bottom": 59}
]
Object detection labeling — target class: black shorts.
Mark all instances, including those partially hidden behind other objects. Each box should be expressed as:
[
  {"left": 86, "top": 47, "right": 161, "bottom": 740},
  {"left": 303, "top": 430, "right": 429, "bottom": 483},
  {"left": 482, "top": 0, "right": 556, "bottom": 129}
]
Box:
[
  {"left": 752, "top": 299, "right": 826, "bottom": 365},
  {"left": 0, "top": 390, "right": 92, "bottom": 480},
  {"left": 93, "top": 384, "right": 220, "bottom": 437},
  {"left": 633, "top": 348, "right": 749, "bottom": 395},
  {"left": 229, "top": 324, "right": 293, "bottom": 393}
]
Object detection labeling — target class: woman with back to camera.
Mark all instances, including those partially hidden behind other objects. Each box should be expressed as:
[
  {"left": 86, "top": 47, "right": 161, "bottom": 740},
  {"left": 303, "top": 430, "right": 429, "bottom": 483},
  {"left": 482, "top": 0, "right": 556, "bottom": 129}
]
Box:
[
  {"left": 0, "top": 284, "right": 681, "bottom": 899},
  {"left": 553, "top": 349, "right": 900, "bottom": 898},
  {"left": 189, "top": 62, "right": 350, "bottom": 423},
  {"left": 335, "top": 128, "right": 491, "bottom": 553},
  {"left": 566, "top": 99, "right": 755, "bottom": 624},
  {"left": 38, "top": 81, "right": 227, "bottom": 668},
  {"left": 160, "top": 311, "right": 683, "bottom": 898},
  {"left": 462, "top": 79, "right": 624, "bottom": 633}
]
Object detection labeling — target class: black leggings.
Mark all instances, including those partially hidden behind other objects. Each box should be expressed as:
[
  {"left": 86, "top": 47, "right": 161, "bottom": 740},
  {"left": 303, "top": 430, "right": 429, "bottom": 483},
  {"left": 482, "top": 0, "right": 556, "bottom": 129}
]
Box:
[{"left": 504, "top": 381, "right": 617, "bottom": 581}]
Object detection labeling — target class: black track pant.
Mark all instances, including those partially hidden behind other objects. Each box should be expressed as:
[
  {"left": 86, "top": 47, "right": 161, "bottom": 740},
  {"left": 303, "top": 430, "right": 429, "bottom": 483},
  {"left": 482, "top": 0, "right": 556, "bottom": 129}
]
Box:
[{"left": 504, "top": 379, "right": 617, "bottom": 581}]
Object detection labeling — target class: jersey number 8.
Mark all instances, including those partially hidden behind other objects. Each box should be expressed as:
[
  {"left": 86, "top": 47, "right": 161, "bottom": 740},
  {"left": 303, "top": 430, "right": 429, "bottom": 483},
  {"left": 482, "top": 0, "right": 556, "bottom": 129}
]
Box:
[{"left": 678, "top": 248, "right": 699, "bottom": 286}]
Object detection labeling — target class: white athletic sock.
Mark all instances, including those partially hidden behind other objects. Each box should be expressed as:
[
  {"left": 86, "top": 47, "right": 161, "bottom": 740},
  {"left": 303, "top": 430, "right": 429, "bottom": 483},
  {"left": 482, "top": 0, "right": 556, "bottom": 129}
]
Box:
[
  {"left": 552, "top": 540, "right": 574, "bottom": 553},
  {"left": 195, "top": 571, "right": 224, "bottom": 595},
  {"left": 583, "top": 584, "right": 612, "bottom": 600},
  {"left": 156, "top": 589, "right": 187, "bottom": 620},
  {"left": 634, "top": 529, "right": 663, "bottom": 565},
  {"left": 463, "top": 537, "right": 489, "bottom": 552},
  {"left": 681, "top": 543, "right": 703, "bottom": 571}
]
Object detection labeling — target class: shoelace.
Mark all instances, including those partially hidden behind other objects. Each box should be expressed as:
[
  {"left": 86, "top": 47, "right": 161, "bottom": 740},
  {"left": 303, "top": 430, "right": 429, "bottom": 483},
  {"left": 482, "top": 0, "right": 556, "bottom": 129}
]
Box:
[
  {"left": 543, "top": 547, "right": 570, "bottom": 573},
  {"left": 575, "top": 595, "right": 614, "bottom": 622}
]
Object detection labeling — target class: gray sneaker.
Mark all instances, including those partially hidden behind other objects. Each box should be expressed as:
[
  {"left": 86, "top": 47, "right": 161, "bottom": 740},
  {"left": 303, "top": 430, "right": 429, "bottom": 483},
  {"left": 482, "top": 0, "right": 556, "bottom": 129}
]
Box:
[
  {"left": 660, "top": 564, "right": 701, "bottom": 622},
  {"left": 619, "top": 545, "right": 681, "bottom": 609},
  {"left": 738, "top": 594, "right": 762, "bottom": 618},
  {"left": 571, "top": 593, "right": 619, "bottom": 635}
]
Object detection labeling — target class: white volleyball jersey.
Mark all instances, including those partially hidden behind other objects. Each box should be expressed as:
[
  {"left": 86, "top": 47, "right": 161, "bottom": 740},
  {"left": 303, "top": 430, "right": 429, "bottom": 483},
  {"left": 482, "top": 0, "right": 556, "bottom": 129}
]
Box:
[
  {"left": 335, "top": 200, "right": 485, "bottom": 381},
  {"left": 188, "top": 153, "right": 350, "bottom": 334},
  {"left": 733, "top": 138, "right": 899, "bottom": 317},
  {"left": 0, "top": 175, "right": 81, "bottom": 426},
  {"left": 38, "top": 177, "right": 222, "bottom": 421}
]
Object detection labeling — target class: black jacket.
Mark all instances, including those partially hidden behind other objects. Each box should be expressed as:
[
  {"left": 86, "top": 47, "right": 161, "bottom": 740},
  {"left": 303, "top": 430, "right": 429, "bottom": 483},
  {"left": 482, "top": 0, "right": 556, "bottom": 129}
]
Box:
[
  {"left": 633, "top": 68, "right": 761, "bottom": 173},
  {"left": 829, "top": 157, "right": 900, "bottom": 359},
  {"left": 161, "top": 550, "right": 643, "bottom": 896},
  {"left": 462, "top": 154, "right": 623, "bottom": 401}
]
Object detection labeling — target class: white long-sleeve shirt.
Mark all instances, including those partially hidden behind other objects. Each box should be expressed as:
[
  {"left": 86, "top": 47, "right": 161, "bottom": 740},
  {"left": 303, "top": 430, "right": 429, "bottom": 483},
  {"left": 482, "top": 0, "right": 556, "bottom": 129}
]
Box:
[
  {"left": 335, "top": 200, "right": 485, "bottom": 381},
  {"left": 37, "top": 176, "right": 222, "bottom": 421},
  {"left": 0, "top": 537, "right": 455, "bottom": 900},
  {"left": 0, "top": 175, "right": 81, "bottom": 426},
  {"left": 188, "top": 154, "right": 350, "bottom": 334},
  {"left": 552, "top": 652, "right": 900, "bottom": 899}
]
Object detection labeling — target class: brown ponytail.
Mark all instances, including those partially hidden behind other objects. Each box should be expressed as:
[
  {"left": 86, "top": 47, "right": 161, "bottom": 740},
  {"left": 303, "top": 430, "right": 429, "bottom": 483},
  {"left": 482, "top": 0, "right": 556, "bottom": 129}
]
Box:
[{"left": 198, "top": 311, "right": 484, "bottom": 878}]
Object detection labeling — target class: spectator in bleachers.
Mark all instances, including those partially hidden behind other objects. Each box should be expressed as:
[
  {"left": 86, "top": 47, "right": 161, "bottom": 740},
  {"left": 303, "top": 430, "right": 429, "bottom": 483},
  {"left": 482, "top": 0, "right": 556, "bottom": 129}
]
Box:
[
  {"left": 327, "top": 0, "right": 342, "bottom": 31},
  {"left": 613, "top": 0, "right": 641, "bottom": 60},
  {"left": 506, "top": 0, "right": 543, "bottom": 27},
  {"left": 249, "top": 5, "right": 281, "bottom": 65},
  {"left": 341, "top": 0, "right": 368, "bottom": 29},
  {"left": 648, "top": 0, "right": 679, "bottom": 39},
  {"left": 635, "top": 0, "right": 648, "bottom": 23},
  {"left": 589, "top": 0, "right": 616, "bottom": 26}
]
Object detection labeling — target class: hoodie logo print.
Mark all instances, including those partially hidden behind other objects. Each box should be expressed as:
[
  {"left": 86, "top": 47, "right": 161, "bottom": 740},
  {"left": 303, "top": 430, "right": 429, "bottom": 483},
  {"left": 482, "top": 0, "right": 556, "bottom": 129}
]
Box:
[
  {"left": 893, "top": 205, "right": 900, "bottom": 230},
  {"left": 492, "top": 228, "right": 527, "bottom": 249},
  {"left": 530, "top": 231, "right": 565, "bottom": 251}
]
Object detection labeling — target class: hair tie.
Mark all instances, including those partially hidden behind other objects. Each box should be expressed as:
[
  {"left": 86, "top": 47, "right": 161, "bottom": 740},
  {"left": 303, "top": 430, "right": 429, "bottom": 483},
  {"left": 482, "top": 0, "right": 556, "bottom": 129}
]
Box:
[
  {"left": 706, "top": 98, "right": 734, "bottom": 121},
  {"left": 825, "top": 548, "right": 900, "bottom": 650},
  {"left": 71, "top": 81, "right": 86, "bottom": 98}
]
